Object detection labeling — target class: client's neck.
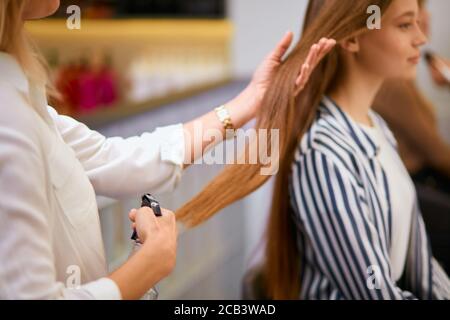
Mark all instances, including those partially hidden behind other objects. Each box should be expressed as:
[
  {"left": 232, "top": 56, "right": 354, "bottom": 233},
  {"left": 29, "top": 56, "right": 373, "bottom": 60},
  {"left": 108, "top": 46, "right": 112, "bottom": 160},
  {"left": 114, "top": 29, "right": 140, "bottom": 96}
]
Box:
[{"left": 328, "top": 62, "right": 384, "bottom": 127}]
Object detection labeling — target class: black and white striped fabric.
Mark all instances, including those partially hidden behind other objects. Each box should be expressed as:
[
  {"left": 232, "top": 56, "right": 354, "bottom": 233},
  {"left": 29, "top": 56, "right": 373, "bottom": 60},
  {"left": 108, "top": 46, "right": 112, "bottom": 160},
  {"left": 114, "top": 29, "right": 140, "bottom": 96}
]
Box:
[{"left": 289, "top": 96, "right": 450, "bottom": 300}]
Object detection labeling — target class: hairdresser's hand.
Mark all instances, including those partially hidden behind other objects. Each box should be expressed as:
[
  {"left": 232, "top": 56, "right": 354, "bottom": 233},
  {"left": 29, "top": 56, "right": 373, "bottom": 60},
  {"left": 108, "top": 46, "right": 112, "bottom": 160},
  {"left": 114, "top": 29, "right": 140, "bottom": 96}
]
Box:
[
  {"left": 183, "top": 34, "right": 336, "bottom": 167},
  {"left": 292, "top": 37, "right": 336, "bottom": 95},
  {"left": 109, "top": 208, "right": 177, "bottom": 300},
  {"left": 129, "top": 207, "right": 177, "bottom": 276},
  {"left": 240, "top": 34, "right": 336, "bottom": 118}
]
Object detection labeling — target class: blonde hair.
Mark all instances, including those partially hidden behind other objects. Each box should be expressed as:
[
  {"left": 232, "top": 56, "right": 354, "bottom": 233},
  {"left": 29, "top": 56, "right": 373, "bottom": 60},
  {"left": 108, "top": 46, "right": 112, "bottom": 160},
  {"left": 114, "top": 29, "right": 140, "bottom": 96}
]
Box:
[{"left": 0, "top": 0, "right": 48, "bottom": 86}]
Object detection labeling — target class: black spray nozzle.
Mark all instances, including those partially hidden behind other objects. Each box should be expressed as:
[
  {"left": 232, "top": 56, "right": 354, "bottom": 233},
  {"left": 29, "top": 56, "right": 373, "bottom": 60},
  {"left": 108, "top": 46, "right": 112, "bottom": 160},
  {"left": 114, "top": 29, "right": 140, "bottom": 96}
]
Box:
[{"left": 131, "top": 194, "right": 162, "bottom": 241}]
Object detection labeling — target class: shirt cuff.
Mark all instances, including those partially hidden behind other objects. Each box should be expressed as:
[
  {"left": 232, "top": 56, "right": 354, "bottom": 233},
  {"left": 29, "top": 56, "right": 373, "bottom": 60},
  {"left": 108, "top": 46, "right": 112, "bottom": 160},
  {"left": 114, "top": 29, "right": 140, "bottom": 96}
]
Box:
[
  {"left": 156, "top": 123, "right": 185, "bottom": 168},
  {"left": 82, "top": 277, "right": 122, "bottom": 300}
]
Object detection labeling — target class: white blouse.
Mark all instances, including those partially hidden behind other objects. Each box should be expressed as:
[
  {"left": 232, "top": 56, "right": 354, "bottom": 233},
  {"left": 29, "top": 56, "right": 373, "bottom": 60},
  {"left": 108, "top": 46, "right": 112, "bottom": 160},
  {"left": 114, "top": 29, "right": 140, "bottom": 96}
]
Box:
[
  {"left": 0, "top": 52, "right": 185, "bottom": 299},
  {"left": 360, "top": 114, "right": 415, "bottom": 282}
]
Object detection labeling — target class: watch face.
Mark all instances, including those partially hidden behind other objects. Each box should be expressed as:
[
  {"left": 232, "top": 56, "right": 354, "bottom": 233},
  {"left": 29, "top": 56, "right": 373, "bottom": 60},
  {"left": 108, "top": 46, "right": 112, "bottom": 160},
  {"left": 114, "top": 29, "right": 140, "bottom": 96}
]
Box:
[{"left": 217, "top": 109, "right": 228, "bottom": 120}]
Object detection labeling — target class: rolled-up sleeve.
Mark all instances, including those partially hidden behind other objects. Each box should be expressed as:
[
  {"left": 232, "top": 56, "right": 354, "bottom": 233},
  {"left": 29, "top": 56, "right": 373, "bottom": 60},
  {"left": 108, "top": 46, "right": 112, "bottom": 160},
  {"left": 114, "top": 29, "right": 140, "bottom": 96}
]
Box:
[
  {"left": 81, "top": 277, "right": 122, "bottom": 300},
  {"left": 47, "top": 106, "right": 185, "bottom": 198}
]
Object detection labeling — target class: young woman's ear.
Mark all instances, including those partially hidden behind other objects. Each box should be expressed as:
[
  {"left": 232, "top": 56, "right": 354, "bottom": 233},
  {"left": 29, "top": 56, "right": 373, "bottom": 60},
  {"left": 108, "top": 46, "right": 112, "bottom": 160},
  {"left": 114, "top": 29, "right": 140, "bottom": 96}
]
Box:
[{"left": 339, "top": 36, "right": 360, "bottom": 53}]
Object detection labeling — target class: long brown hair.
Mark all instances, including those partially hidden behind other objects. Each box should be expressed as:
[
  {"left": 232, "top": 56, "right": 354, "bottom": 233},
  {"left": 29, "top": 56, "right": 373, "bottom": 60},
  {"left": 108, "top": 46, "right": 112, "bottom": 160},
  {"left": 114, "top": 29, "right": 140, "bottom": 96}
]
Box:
[{"left": 177, "top": 0, "right": 393, "bottom": 299}]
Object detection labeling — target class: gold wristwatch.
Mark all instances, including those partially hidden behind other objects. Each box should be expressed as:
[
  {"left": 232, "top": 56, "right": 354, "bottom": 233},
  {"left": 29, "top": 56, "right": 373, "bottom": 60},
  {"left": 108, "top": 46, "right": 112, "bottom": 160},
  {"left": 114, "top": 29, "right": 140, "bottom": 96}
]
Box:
[{"left": 215, "top": 105, "right": 235, "bottom": 138}]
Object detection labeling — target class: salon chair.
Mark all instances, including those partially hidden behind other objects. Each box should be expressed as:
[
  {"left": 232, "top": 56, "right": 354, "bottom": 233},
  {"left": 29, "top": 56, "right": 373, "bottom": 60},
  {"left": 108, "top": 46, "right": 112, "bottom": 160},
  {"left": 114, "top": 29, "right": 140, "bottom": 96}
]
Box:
[
  {"left": 415, "top": 183, "right": 450, "bottom": 274},
  {"left": 241, "top": 264, "right": 269, "bottom": 300}
]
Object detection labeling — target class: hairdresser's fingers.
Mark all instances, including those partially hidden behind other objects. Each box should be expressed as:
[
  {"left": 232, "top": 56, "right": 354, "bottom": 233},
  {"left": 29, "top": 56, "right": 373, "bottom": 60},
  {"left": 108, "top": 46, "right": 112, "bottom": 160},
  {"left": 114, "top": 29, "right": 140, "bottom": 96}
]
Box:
[
  {"left": 294, "top": 39, "right": 336, "bottom": 93},
  {"left": 311, "top": 38, "right": 327, "bottom": 63},
  {"left": 313, "top": 38, "right": 336, "bottom": 68},
  {"left": 139, "top": 207, "right": 159, "bottom": 224},
  {"left": 295, "top": 43, "right": 318, "bottom": 88},
  {"left": 270, "top": 31, "right": 294, "bottom": 62},
  {"left": 317, "top": 37, "right": 328, "bottom": 52},
  {"left": 315, "top": 38, "right": 330, "bottom": 59},
  {"left": 295, "top": 46, "right": 317, "bottom": 88},
  {"left": 306, "top": 38, "right": 336, "bottom": 74},
  {"left": 135, "top": 206, "right": 160, "bottom": 236},
  {"left": 304, "top": 44, "right": 320, "bottom": 70},
  {"left": 129, "top": 208, "right": 137, "bottom": 223},
  {"left": 294, "top": 63, "right": 311, "bottom": 92},
  {"left": 320, "top": 39, "right": 337, "bottom": 60}
]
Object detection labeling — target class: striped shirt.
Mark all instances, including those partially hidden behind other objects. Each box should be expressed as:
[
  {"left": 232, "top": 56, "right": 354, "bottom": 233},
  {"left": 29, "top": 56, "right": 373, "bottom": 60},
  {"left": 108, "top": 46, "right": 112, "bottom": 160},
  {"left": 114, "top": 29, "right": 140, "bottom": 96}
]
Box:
[{"left": 289, "top": 96, "right": 450, "bottom": 300}]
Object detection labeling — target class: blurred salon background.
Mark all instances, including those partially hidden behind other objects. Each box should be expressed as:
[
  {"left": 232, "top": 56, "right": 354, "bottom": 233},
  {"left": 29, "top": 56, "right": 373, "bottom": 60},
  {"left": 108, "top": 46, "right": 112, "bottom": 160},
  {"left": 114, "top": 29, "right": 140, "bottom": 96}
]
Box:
[{"left": 25, "top": 0, "right": 450, "bottom": 299}]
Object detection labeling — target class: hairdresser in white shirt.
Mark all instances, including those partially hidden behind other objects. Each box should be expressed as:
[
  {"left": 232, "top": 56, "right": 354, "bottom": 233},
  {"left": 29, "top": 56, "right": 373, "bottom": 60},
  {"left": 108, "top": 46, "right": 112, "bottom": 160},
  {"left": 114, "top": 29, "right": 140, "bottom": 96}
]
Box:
[{"left": 0, "top": 0, "right": 335, "bottom": 300}]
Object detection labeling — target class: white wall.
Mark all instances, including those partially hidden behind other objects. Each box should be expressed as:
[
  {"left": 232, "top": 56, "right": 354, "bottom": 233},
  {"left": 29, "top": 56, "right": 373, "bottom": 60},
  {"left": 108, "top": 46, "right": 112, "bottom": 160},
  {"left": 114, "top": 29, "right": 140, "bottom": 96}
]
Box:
[{"left": 227, "top": 0, "right": 308, "bottom": 78}]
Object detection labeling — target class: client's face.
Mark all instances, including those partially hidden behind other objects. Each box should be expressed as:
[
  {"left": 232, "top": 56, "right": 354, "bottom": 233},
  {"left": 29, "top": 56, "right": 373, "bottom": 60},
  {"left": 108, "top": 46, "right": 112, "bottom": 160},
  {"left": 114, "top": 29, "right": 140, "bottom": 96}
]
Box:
[
  {"left": 356, "top": 0, "right": 427, "bottom": 80},
  {"left": 418, "top": 5, "right": 431, "bottom": 38}
]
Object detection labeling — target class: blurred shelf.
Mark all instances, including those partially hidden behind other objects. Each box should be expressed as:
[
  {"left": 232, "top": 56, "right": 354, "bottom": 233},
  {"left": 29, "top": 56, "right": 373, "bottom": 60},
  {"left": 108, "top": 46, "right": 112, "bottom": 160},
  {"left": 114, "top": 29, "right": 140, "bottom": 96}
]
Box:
[
  {"left": 26, "top": 18, "right": 233, "bottom": 41},
  {"left": 52, "top": 0, "right": 226, "bottom": 20},
  {"left": 26, "top": 19, "right": 234, "bottom": 127},
  {"left": 75, "top": 77, "right": 232, "bottom": 128}
]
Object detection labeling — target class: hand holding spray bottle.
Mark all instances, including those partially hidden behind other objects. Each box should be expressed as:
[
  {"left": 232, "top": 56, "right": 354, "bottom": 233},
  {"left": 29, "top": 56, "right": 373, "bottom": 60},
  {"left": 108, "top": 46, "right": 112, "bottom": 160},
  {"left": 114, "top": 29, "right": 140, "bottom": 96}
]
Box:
[{"left": 129, "top": 194, "right": 163, "bottom": 300}]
